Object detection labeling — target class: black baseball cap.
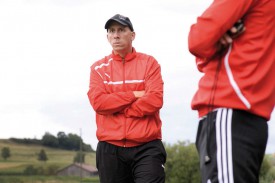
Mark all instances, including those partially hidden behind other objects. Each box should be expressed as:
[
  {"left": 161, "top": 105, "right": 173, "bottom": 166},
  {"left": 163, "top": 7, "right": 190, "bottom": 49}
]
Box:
[{"left": 105, "top": 14, "right": 134, "bottom": 31}]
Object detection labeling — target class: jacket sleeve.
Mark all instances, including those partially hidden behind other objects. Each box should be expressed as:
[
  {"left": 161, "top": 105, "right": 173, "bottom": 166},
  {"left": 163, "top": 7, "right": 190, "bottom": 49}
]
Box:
[
  {"left": 188, "top": 0, "right": 254, "bottom": 61},
  {"left": 87, "top": 65, "right": 136, "bottom": 115},
  {"left": 123, "top": 57, "right": 164, "bottom": 117}
]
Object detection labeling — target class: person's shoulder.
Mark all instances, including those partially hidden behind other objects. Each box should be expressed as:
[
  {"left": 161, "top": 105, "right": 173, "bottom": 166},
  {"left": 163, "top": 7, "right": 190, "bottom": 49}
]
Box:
[
  {"left": 136, "top": 52, "right": 156, "bottom": 60},
  {"left": 136, "top": 51, "right": 150, "bottom": 57},
  {"left": 90, "top": 55, "right": 112, "bottom": 69}
]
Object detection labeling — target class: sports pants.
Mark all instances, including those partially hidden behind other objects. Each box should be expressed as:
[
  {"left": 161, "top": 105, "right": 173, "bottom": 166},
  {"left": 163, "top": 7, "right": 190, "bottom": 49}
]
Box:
[
  {"left": 196, "top": 108, "right": 268, "bottom": 183},
  {"left": 96, "top": 140, "right": 166, "bottom": 183}
]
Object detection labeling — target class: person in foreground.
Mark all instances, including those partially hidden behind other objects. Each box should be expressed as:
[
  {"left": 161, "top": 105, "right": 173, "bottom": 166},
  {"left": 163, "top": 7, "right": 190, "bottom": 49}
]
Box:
[
  {"left": 87, "top": 14, "right": 166, "bottom": 183},
  {"left": 188, "top": 0, "right": 275, "bottom": 182}
]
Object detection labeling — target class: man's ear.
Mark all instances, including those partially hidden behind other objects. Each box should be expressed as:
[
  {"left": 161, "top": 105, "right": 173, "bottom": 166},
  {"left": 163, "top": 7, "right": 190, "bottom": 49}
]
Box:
[
  {"left": 131, "top": 32, "right": 136, "bottom": 41},
  {"left": 107, "top": 34, "right": 110, "bottom": 43}
]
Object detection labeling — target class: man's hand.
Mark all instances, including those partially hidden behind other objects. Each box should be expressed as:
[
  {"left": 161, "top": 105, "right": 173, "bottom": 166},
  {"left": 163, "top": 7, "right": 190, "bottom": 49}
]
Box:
[
  {"left": 216, "top": 19, "right": 246, "bottom": 55},
  {"left": 227, "top": 19, "right": 246, "bottom": 38},
  {"left": 133, "top": 91, "right": 145, "bottom": 98},
  {"left": 219, "top": 19, "right": 246, "bottom": 46}
]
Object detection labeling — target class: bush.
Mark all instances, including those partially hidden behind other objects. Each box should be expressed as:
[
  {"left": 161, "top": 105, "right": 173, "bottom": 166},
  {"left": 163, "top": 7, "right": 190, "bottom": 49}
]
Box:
[
  {"left": 23, "top": 165, "right": 38, "bottom": 175},
  {"left": 1, "top": 147, "right": 11, "bottom": 160},
  {"left": 165, "top": 141, "right": 201, "bottom": 183},
  {"left": 45, "top": 164, "right": 60, "bottom": 175}
]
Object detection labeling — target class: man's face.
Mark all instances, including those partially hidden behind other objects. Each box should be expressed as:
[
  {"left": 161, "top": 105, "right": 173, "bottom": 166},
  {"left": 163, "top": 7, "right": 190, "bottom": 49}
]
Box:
[{"left": 107, "top": 22, "right": 135, "bottom": 55}]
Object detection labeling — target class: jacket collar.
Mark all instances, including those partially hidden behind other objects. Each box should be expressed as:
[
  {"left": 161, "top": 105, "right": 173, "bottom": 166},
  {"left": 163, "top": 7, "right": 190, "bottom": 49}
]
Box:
[{"left": 111, "top": 47, "right": 137, "bottom": 62}]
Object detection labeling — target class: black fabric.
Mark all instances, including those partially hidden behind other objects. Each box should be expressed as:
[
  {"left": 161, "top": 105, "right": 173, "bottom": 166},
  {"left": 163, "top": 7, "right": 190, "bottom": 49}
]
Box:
[
  {"left": 105, "top": 14, "right": 134, "bottom": 31},
  {"left": 196, "top": 108, "right": 268, "bottom": 183},
  {"left": 96, "top": 140, "right": 166, "bottom": 183}
]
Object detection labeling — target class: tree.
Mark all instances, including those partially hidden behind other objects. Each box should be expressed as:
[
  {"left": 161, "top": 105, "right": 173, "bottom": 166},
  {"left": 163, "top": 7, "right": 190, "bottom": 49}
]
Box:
[
  {"left": 68, "top": 133, "right": 82, "bottom": 150},
  {"left": 57, "top": 131, "right": 70, "bottom": 149},
  {"left": 74, "top": 152, "right": 85, "bottom": 163},
  {"left": 57, "top": 131, "right": 83, "bottom": 150},
  {"left": 37, "top": 149, "right": 48, "bottom": 162},
  {"left": 1, "top": 147, "right": 11, "bottom": 160},
  {"left": 83, "top": 143, "right": 94, "bottom": 152},
  {"left": 42, "top": 132, "right": 59, "bottom": 147},
  {"left": 165, "top": 141, "right": 201, "bottom": 183},
  {"left": 260, "top": 155, "right": 275, "bottom": 182},
  {"left": 260, "top": 155, "right": 272, "bottom": 178}
]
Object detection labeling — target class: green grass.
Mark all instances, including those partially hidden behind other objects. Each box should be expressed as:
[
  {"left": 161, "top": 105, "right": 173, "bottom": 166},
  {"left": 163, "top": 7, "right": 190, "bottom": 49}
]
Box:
[
  {"left": 0, "top": 176, "right": 100, "bottom": 183},
  {"left": 0, "top": 139, "right": 98, "bottom": 182}
]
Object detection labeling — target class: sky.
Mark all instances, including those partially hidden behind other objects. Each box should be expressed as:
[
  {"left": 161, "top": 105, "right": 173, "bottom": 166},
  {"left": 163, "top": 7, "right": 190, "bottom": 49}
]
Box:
[{"left": 0, "top": 0, "right": 274, "bottom": 154}]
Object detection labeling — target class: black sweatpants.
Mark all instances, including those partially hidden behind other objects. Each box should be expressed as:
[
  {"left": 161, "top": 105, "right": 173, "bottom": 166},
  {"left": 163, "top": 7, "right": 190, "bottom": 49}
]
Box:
[
  {"left": 196, "top": 108, "right": 268, "bottom": 183},
  {"left": 96, "top": 140, "right": 166, "bottom": 183}
]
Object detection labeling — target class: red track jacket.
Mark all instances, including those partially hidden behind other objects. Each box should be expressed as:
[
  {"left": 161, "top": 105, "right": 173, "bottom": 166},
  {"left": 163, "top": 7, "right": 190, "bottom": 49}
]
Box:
[
  {"left": 188, "top": 0, "right": 275, "bottom": 120},
  {"left": 87, "top": 48, "right": 163, "bottom": 147}
]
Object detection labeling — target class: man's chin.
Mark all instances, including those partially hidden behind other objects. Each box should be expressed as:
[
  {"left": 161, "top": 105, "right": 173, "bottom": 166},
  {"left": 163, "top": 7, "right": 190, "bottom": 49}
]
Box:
[{"left": 113, "top": 47, "right": 124, "bottom": 52}]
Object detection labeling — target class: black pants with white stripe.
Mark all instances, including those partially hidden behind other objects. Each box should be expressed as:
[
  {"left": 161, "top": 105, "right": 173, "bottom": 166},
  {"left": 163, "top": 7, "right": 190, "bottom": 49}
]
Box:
[{"left": 196, "top": 108, "right": 268, "bottom": 183}]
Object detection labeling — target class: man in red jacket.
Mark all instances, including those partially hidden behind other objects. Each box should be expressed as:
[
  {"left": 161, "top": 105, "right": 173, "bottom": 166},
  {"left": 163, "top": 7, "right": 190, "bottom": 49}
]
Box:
[
  {"left": 87, "top": 14, "right": 166, "bottom": 183},
  {"left": 188, "top": 0, "right": 275, "bottom": 182}
]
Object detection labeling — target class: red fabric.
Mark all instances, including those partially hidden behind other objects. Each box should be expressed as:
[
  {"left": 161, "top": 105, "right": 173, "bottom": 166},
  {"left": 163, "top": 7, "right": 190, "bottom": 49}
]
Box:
[
  {"left": 188, "top": 0, "right": 275, "bottom": 120},
  {"left": 87, "top": 48, "right": 164, "bottom": 147}
]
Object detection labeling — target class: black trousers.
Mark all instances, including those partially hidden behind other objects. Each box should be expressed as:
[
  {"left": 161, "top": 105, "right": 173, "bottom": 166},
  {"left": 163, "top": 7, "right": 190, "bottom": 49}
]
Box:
[
  {"left": 96, "top": 140, "right": 166, "bottom": 183},
  {"left": 196, "top": 108, "right": 268, "bottom": 183}
]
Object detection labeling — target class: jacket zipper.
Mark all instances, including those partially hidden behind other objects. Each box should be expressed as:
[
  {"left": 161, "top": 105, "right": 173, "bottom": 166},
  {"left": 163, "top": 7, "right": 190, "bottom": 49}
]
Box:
[{"left": 122, "top": 57, "right": 126, "bottom": 147}]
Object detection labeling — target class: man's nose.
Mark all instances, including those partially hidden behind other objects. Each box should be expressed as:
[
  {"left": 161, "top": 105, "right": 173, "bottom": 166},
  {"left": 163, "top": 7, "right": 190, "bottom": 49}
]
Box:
[{"left": 113, "top": 31, "right": 120, "bottom": 37}]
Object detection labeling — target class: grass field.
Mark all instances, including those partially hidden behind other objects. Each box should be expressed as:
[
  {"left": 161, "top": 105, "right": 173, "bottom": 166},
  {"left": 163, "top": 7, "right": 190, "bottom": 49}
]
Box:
[
  {"left": 0, "top": 139, "right": 99, "bottom": 183},
  {"left": 0, "top": 176, "right": 100, "bottom": 183}
]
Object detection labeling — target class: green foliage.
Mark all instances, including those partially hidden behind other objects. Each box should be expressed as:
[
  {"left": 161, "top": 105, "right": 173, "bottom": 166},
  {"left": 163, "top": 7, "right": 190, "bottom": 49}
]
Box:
[
  {"left": 46, "top": 164, "right": 60, "bottom": 175},
  {"left": 260, "top": 155, "right": 275, "bottom": 183},
  {"left": 73, "top": 152, "right": 85, "bottom": 163},
  {"left": 0, "top": 177, "right": 24, "bottom": 183},
  {"left": 10, "top": 131, "right": 95, "bottom": 152},
  {"left": 23, "top": 165, "right": 38, "bottom": 175},
  {"left": 165, "top": 141, "right": 201, "bottom": 183},
  {"left": 81, "top": 176, "right": 100, "bottom": 182},
  {"left": 41, "top": 131, "right": 94, "bottom": 151},
  {"left": 0, "top": 175, "right": 99, "bottom": 183},
  {"left": 42, "top": 132, "right": 59, "bottom": 147},
  {"left": 57, "top": 131, "right": 83, "bottom": 151},
  {"left": 1, "top": 147, "right": 11, "bottom": 160},
  {"left": 260, "top": 155, "right": 272, "bottom": 178},
  {"left": 23, "top": 164, "right": 60, "bottom": 175},
  {"left": 10, "top": 138, "right": 41, "bottom": 145},
  {"left": 37, "top": 149, "right": 48, "bottom": 162}
]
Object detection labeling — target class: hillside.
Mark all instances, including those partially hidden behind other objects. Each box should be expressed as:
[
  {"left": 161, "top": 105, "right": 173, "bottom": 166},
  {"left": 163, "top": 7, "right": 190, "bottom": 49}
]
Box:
[{"left": 0, "top": 139, "right": 96, "bottom": 175}]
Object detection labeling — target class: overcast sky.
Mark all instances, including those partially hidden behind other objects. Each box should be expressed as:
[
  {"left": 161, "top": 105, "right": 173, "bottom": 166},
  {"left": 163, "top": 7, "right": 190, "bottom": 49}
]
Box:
[{"left": 0, "top": 0, "right": 274, "bottom": 154}]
